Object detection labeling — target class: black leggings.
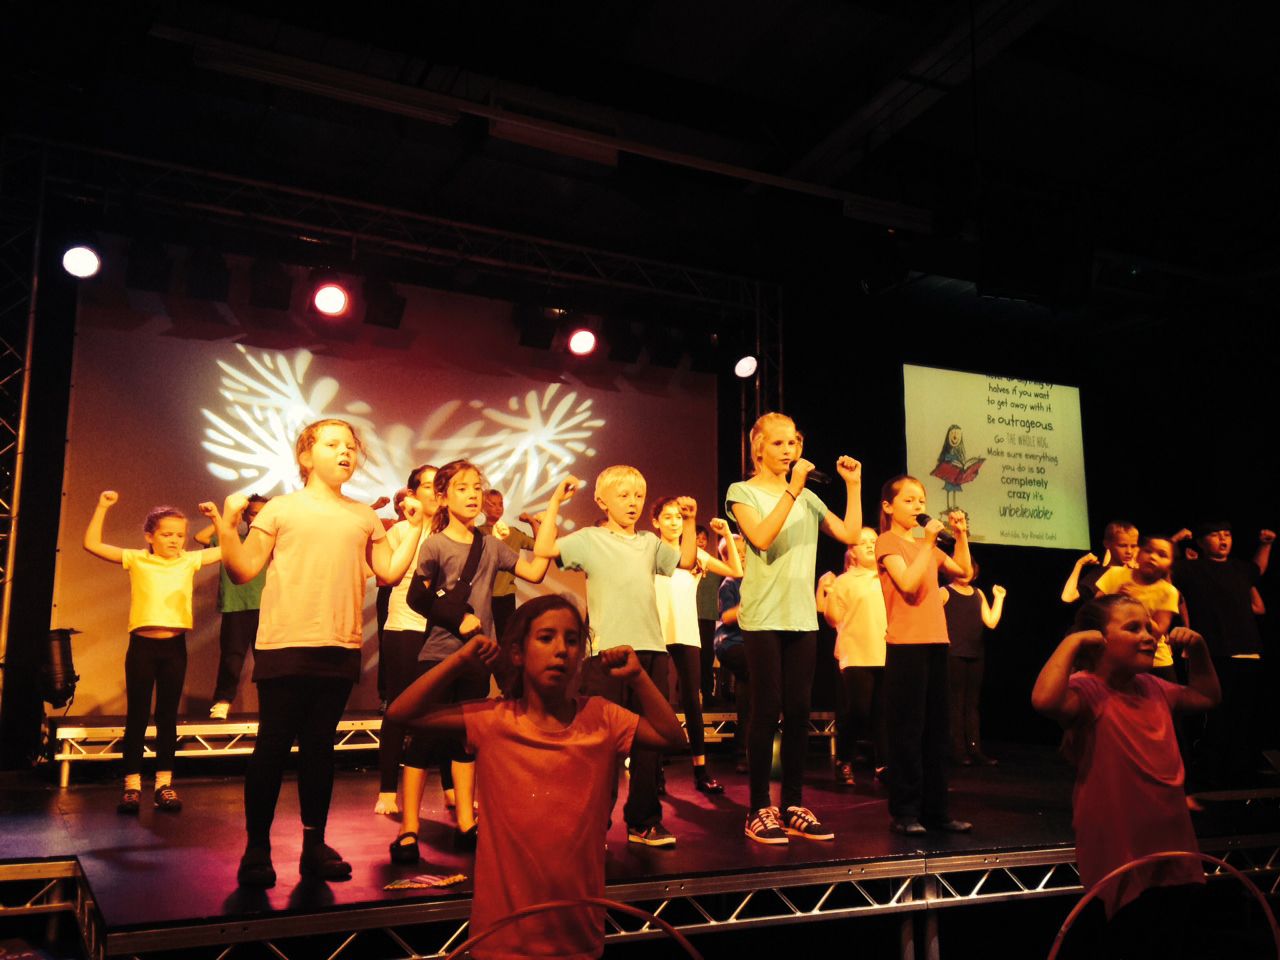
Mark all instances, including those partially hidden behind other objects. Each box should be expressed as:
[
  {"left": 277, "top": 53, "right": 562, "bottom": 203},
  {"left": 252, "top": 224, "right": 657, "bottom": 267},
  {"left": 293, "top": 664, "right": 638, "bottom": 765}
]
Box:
[
  {"left": 123, "top": 633, "right": 187, "bottom": 775},
  {"left": 244, "top": 676, "right": 352, "bottom": 847},
  {"left": 402, "top": 660, "right": 490, "bottom": 770},
  {"left": 668, "top": 644, "right": 705, "bottom": 754},
  {"left": 742, "top": 630, "right": 816, "bottom": 812},
  {"left": 212, "top": 609, "right": 259, "bottom": 704},
  {"left": 884, "top": 644, "right": 950, "bottom": 821},
  {"left": 836, "top": 665, "right": 886, "bottom": 765},
  {"left": 378, "top": 629, "right": 427, "bottom": 792},
  {"left": 947, "top": 655, "right": 983, "bottom": 756}
]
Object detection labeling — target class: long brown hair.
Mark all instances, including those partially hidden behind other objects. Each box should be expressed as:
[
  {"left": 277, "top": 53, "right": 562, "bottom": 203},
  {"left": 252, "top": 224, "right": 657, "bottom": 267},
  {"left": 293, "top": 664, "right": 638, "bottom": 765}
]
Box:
[
  {"left": 431, "top": 459, "right": 487, "bottom": 534},
  {"left": 496, "top": 594, "right": 589, "bottom": 699},
  {"left": 878, "top": 474, "right": 923, "bottom": 533}
]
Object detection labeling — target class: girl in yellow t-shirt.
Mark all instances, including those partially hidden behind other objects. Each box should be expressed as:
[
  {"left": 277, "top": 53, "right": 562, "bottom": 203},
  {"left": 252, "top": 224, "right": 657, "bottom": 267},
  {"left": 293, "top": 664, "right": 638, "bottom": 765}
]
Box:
[{"left": 83, "top": 491, "right": 221, "bottom": 815}]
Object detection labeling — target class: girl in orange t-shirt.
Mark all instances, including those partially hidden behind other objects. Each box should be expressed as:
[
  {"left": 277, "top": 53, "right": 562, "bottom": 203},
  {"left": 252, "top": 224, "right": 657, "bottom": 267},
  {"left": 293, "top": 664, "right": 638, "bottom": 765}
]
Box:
[{"left": 874, "top": 475, "right": 971, "bottom": 836}]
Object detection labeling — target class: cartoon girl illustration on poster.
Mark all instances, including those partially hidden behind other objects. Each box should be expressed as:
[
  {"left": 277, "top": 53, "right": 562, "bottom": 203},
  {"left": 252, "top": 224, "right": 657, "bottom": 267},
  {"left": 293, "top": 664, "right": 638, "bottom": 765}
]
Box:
[{"left": 930, "top": 424, "right": 984, "bottom": 511}]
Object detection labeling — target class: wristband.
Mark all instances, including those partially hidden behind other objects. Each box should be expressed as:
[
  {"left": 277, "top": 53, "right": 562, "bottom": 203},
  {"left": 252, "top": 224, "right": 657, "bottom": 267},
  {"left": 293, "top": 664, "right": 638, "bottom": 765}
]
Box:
[{"left": 784, "top": 489, "right": 797, "bottom": 502}]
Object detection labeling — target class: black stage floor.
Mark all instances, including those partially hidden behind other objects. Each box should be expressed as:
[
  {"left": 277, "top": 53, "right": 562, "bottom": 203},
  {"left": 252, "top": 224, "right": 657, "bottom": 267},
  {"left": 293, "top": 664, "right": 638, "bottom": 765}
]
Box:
[{"left": 0, "top": 743, "right": 1270, "bottom": 938}]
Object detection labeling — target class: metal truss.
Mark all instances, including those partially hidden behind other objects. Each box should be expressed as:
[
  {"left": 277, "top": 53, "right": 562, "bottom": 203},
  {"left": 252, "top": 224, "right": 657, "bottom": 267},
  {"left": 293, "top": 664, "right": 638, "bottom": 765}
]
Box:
[
  {"left": 51, "top": 716, "right": 383, "bottom": 787},
  {"left": 0, "top": 858, "right": 103, "bottom": 960},
  {"left": 31, "top": 138, "right": 765, "bottom": 317},
  {"left": 698, "top": 710, "right": 835, "bottom": 746}
]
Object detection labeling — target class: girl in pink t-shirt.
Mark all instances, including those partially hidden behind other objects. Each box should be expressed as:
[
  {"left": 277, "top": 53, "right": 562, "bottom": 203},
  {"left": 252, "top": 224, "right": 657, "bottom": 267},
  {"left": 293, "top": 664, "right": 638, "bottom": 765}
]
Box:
[
  {"left": 874, "top": 474, "right": 972, "bottom": 835},
  {"left": 386, "top": 595, "right": 687, "bottom": 960},
  {"left": 1032, "top": 595, "right": 1220, "bottom": 922}
]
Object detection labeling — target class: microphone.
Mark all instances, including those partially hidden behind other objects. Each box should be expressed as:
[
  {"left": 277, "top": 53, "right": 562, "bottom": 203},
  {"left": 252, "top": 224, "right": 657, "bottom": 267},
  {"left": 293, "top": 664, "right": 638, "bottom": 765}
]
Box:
[
  {"left": 916, "top": 513, "right": 955, "bottom": 547},
  {"left": 788, "top": 466, "right": 832, "bottom": 485}
]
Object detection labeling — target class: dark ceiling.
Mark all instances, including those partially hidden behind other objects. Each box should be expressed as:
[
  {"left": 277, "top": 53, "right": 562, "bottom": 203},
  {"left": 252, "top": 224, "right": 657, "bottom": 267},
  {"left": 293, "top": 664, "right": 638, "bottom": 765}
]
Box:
[{"left": 5, "top": 0, "right": 1280, "bottom": 312}]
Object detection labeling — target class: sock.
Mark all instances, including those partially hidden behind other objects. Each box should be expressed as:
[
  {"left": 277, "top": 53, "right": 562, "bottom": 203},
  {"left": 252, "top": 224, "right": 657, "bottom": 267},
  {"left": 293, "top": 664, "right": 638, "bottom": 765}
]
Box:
[
  {"left": 155, "top": 771, "right": 173, "bottom": 789},
  {"left": 124, "top": 774, "right": 141, "bottom": 792}
]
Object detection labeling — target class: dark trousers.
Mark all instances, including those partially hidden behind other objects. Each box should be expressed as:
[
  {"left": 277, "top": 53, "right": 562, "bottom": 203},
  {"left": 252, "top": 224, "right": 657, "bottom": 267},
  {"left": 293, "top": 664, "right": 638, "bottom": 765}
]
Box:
[
  {"left": 582, "top": 649, "right": 669, "bottom": 830},
  {"left": 402, "top": 660, "right": 490, "bottom": 770},
  {"left": 212, "top": 609, "right": 259, "bottom": 704},
  {"left": 492, "top": 593, "right": 517, "bottom": 644},
  {"left": 716, "top": 644, "right": 751, "bottom": 759},
  {"left": 668, "top": 644, "right": 705, "bottom": 753},
  {"left": 837, "top": 665, "right": 886, "bottom": 765},
  {"left": 123, "top": 633, "right": 188, "bottom": 775},
  {"left": 742, "top": 630, "right": 816, "bottom": 812},
  {"left": 378, "top": 629, "right": 427, "bottom": 792},
  {"left": 1202, "top": 656, "right": 1263, "bottom": 787},
  {"left": 244, "top": 676, "right": 352, "bottom": 846},
  {"left": 697, "top": 620, "right": 716, "bottom": 699},
  {"left": 947, "top": 654, "right": 983, "bottom": 757},
  {"left": 884, "top": 644, "right": 950, "bottom": 821}
]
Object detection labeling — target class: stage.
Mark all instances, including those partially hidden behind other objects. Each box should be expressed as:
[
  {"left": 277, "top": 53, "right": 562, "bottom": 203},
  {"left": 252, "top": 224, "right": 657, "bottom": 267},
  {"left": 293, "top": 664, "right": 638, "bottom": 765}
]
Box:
[{"left": 2, "top": 743, "right": 1278, "bottom": 959}]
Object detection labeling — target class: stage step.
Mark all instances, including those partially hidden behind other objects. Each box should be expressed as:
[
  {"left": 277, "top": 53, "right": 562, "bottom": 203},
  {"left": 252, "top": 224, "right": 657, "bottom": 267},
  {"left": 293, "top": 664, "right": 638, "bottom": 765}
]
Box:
[{"left": 47, "top": 710, "right": 836, "bottom": 787}]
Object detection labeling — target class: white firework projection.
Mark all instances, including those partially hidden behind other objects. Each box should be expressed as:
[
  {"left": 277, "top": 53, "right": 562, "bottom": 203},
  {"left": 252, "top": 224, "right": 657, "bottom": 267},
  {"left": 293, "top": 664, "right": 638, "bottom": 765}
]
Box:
[{"left": 201, "top": 347, "right": 604, "bottom": 521}]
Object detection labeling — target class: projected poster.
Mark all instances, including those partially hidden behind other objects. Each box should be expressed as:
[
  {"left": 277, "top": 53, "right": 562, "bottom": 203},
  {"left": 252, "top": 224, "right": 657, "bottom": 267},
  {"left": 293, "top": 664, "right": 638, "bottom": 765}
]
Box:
[
  {"left": 903, "top": 364, "right": 1089, "bottom": 549},
  {"left": 53, "top": 260, "right": 717, "bottom": 715}
]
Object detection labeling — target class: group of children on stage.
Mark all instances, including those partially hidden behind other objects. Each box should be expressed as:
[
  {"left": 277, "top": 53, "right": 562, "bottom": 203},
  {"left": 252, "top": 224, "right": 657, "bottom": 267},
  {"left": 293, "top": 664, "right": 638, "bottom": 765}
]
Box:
[{"left": 84, "top": 411, "right": 1267, "bottom": 958}]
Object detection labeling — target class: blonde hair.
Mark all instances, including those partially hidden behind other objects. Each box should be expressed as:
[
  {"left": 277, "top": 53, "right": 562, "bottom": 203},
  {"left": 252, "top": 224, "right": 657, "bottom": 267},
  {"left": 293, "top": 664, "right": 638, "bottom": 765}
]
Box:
[
  {"left": 748, "top": 412, "right": 801, "bottom": 475},
  {"left": 295, "top": 419, "right": 365, "bottom": 482},
  {"left": 594, "top": 464, "right": 646, "bottom": 502}
]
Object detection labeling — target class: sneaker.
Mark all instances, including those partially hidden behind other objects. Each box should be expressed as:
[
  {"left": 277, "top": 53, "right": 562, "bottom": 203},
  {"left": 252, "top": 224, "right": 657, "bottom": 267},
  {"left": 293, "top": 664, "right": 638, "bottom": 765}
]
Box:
[
  {"left": 837, "top": 761, "right": 856, "bottom": 786},
  {"left": 627, "top": 823, "right": 677, "bottom": 847},
  {"left": 209, "top": 701, "right": 230, "bottom": 720},
  {"left": 924, "top": 818, "right": 972, "bottom": 834},
  {"left": 374, "top": 792, "right": 400, "bottom": 815},
  {"left": 744, "top": 806, "right": 788, "bottom": 845},
  {"left": 694, "top": 771, "right": 724, "bottom": 795},
  {"left": 890, "top": 817, "right": 927, "bottom": 835},
  {"left": 117, "top": 789, "right": 141, "bottom": 815},
  {"left": 153, "top": 785, "right": 182, "bottom": 812},
  {"left": 299, "top": 842, "right": 352, "bottom": 880},
  {"left": 783, "top": 805, "right": 834, "bottom": 841},
  {"left": 237, "top": 846, "right": 276, "bottom": 888}
]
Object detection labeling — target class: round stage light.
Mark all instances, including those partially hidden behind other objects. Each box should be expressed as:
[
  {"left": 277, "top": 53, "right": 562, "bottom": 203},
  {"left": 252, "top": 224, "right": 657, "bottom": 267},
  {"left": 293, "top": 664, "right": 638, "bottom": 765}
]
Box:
[
  {"left": 568, "top": 328, "right": 597, "bottom": 356},
  {"left": 734, "top": 355, "right": 758, "bottom": 378},
  {"left": 62, "top": 245, "right": 101, "bottom": 279},
  {"left": 313, "top": 282, "right": 350, "bottom": 317}
]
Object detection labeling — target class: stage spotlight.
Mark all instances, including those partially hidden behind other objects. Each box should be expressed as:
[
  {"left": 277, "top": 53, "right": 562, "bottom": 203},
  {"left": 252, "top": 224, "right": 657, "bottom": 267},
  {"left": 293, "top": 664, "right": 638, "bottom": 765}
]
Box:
[
  {"left": 568, "top": 328, "right": 597, "bottom": 356},
  {"left": 734, "top": 355, "right": 758, "bottom": 378},
  {"left": 313, "top": 282, "right": 350, "bottom": 317},
  {"left": 61, "top": 245, "right": 101, "bottom": 279},
  {"left": 515, "top": 304, "right": 560, "bottom": 349}
]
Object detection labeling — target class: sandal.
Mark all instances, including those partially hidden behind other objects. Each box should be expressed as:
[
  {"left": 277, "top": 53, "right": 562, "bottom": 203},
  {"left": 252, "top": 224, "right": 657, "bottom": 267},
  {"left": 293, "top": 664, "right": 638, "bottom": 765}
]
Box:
[{"left": 390, "top": 831, "right": 420, "bottom": 864}]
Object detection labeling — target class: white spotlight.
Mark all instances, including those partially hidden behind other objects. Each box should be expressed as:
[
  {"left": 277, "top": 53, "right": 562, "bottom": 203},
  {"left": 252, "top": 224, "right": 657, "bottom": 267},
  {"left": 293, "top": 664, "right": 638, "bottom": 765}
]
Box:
[
  {"left": 62, "top": 246, "right": 101, "bottom": 279},
  {"left": 313, "top": 282, "right": 350, "bottom": 317},
  {"left": 568, "top": 328, "right": 597, "bottom": 356},
  {"left": 734, "top": 355, "right": 758, "bottom": 378}
]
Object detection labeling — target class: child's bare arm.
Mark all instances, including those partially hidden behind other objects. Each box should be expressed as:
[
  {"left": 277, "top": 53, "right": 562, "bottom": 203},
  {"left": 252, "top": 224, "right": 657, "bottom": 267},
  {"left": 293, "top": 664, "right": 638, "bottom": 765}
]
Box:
[
  {"left": 1251, "top": 587, "right": 1266, "bottom": 616},
  {"left": 1059, "top": 553, "right": 1098, "bottom": 603},
  {"left": 1167, "top": 628, "right": 1220, "bottom": 711},
  {"left": 938, "top": 511, "right": 972, "bottom": 580},
  {"left": 982, "top": 585, "right": 1006, "bottom": 629},
  {"left": 702, "top": 518, "right": 742, "bottom": 578},
  {"left": 676, "top": 497, "right": 699, "bottom": 570},
  {"left": 83, "top": 491, "right": 125, "bottom": 564},
  {"left": 368, "top": 497, "right": 424, "bottom": 583},
  {"left": 1031, "top": 630, "right": 1101, "bottom": 724},
  {"left": 386, "top": 635, "right": 500, "bottom": 734},
  {"left": 215, "top": 494, "right": 275, "bottom": 583},
  {"left": 818, "top": 456, "right": 863, "bottom": 545},
  {"left": 516, "top": 477, "right": 577, "bottom": 580},
  {"left": 881, "top": 520, "right": 946, "bottom": 596},
  {"left": 1254, "top": 529, "right": 1274, "bottom": 576},
  {"left": 193, "top": 523, "right": 216, "bottom": 546},
  {"left": 815, "top": 571, "right": 835, "bottom": 616},
  {"left": 600, "top": 646, "right": 686, "bottom": 751}
]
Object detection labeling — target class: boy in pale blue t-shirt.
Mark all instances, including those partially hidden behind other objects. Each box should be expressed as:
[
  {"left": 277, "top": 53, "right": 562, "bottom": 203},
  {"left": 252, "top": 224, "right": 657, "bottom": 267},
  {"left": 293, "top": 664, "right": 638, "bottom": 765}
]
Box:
[{"left": 537, "top": 464, "right": 696, "bottom": 847}]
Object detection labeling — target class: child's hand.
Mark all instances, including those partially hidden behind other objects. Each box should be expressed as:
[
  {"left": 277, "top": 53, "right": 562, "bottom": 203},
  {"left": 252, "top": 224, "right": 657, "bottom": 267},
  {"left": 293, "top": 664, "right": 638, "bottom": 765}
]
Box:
[
  {"left": 790, "top": 458, "right": 816, "bottom": 487},
  {"left": 518, "top": 512, "right": 536, "bottom": 524},
  {"left": 402, "top": 496, "right": 423, "bottom": 526},
  {"left": 991, "top": 584, "right": 1006, "bottom": 600},
  {"left": 224, "top": 493, "right": 249, "bottom": 521},
  {"left": 1167, "top": 627, "right": 1204, "bottom": 652},
  {"left": 1100, "top": 548, "right": 1112, "bottom": 567},
  {"left": 459, "top": 634, "right": 500, "bottom": 669},
  {"left": 922, "top": 516, "right": 947, "bottom": 543},
  {"left": 492, "top": 519, "right": 510, "bottom": 540},
  {"left": 197, "top": 501, "right": 220, "bottom": 522},
  {"left": 709, "top": 517, "right": 731, "bottom": 538},
  {"left": 1067, "top": 629, "right": 1106, "bottom": 651},
  {"left": 1076, "top": 552, "right": 1099, "bottom": 568},
  {"left": 459, "top": 613, "right": 482, "bottom": 637},
  {"left": 818, "top": 571, "right": 836, "bottom": 590},
  {"left": 676, "top": 496, "right": 697, "bottom": 520},
  {"left": 370, "top": 495, "right": 391, "bottom": 511},
  {"left": 551, "top": 476, "right": 580, "bottom": 504},
  {"left": 1171, "top": 529, "right": 1193, "bottom": 543},
  {"left": 600, "top": 645, "right": 642, "bottom": 681},
  {"left": 1261, "top": 529, "right": 1277, "bottom": 544},
  {"left": 98, "top": 490, "right": 119, "bottom": 509},
  {"left": 947, "top": 511, "right": 968, "bottom": 536},
  {"left": 836, "top": 456, "right": 862, "bottom": 484}
]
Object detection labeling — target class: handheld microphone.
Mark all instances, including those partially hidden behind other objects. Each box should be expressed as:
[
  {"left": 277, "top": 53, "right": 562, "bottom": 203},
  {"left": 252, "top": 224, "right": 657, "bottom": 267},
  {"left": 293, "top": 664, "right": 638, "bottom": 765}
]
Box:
[
  {"left": 916, "top": 513, "right": 955, "bottom": 547},
  {"left": 806, "top": 469, "right": 832, "bottom": 485}
]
